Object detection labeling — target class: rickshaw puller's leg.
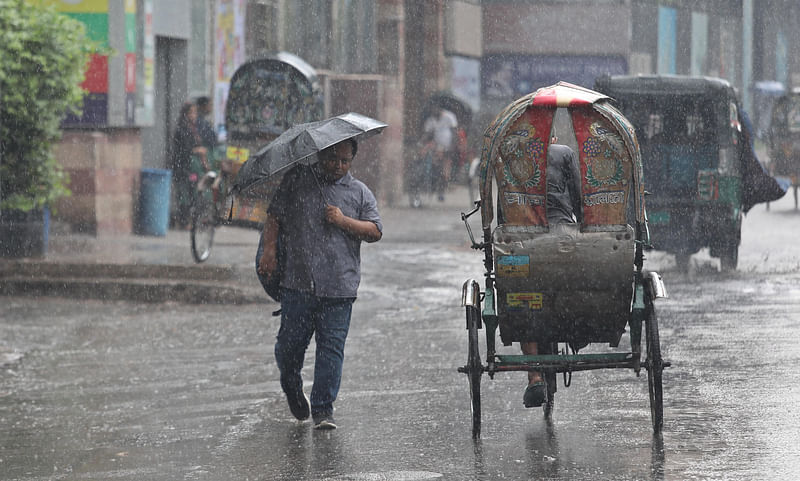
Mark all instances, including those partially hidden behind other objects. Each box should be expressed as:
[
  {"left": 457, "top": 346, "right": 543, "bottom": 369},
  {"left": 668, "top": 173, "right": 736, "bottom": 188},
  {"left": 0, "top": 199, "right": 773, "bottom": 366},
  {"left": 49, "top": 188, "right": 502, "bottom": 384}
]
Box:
[
  {"left": 521, "top": 341, "right": 546, "bottom": 408},
  {"left": 520, "top": 342, "right": 543, "bottom": 383}
]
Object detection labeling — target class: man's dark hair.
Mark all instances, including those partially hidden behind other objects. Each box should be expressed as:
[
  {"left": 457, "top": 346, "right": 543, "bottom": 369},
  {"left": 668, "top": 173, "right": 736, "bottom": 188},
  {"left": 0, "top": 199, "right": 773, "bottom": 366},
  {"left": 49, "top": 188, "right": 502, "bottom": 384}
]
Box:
[
  {"left": 345, "top": 138, "right": 358, "bottom": 157},
  {"left": 196, "top": 96, "right": 211, "bottom": 109},
  {"left": 323, "top": 138, "right": 358, "bottom": 158}
]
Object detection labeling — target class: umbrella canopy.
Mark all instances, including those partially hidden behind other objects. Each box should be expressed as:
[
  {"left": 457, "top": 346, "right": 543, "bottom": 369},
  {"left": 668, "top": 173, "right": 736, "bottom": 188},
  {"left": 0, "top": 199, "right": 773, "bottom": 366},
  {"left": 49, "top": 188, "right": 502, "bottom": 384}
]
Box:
[{"left": 232, "top": 112, "right": 388, "bottom": 195}]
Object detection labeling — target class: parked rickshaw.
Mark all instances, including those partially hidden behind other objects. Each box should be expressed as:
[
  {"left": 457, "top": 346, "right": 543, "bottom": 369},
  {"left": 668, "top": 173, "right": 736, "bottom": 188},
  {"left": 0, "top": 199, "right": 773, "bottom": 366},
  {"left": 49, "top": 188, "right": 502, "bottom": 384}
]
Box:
[
  {"left": 459, "top": 82, "right": 668, "bottom": 438},
  {"left": 191, "top": 52, "right": 324, "bottom": 262},
  {"left": 768, "top": 90, "right": 800, "bottom": 209}
]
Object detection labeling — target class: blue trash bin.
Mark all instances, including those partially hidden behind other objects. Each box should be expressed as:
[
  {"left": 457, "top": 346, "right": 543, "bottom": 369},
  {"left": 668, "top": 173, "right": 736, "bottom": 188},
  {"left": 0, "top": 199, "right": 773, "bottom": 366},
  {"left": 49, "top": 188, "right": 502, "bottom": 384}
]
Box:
[{"left": 136, "top": 168, "right": 172, "bottom": 236}]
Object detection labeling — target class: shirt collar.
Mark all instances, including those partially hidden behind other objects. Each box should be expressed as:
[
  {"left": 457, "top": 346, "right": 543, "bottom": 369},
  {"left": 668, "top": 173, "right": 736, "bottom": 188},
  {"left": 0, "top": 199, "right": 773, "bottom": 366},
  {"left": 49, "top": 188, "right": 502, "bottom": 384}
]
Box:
[{"left": 334, "top": 171, "right": 354, "bottom": 185}]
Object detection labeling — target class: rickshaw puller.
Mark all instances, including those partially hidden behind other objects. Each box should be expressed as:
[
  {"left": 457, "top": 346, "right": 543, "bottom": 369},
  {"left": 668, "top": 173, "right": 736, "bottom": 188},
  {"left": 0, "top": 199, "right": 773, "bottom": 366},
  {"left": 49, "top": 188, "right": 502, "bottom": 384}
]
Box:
[{"left": 522, "top": 139, "right": 583, "bottom": 408}]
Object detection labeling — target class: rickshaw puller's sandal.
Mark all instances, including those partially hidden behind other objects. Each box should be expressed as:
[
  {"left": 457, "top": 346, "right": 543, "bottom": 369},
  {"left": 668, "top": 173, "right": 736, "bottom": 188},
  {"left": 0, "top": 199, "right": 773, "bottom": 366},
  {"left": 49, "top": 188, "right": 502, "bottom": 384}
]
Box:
[{"left": 523, "top": 381, "right": 546, "bottom": 408}]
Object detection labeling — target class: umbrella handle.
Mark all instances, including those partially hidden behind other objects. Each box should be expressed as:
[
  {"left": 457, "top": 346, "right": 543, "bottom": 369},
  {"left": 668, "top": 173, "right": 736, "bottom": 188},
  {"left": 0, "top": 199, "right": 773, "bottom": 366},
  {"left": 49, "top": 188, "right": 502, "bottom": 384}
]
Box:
[{"left": 309, "top": 165, "right": 329, "bottom": 206}]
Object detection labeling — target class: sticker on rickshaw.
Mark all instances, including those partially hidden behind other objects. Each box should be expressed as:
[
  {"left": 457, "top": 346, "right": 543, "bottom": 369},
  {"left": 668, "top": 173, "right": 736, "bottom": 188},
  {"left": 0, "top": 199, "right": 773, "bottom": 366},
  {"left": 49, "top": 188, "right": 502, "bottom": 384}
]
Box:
[
  {"left": 497, "top": 255, "right": 530, "bottom": 277},
  {"left": 503, "top": 192, "right": 545, "bottom": 207},
  {"left": 226, "top": 145, "right": 250, "bottom": 164},
  {"left": 584, "top": 190, "right": 625, "bottom": 206},
  {"left": 506, "top": 292, "right": 543, "bottom": 310}
]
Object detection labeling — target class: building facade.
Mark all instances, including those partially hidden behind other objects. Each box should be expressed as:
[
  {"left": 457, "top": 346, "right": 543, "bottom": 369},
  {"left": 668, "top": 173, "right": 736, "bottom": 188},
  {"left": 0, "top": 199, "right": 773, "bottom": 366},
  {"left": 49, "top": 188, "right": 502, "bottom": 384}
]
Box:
[{"left": 49, "top": 0, "right": 800, "bottom": 233}]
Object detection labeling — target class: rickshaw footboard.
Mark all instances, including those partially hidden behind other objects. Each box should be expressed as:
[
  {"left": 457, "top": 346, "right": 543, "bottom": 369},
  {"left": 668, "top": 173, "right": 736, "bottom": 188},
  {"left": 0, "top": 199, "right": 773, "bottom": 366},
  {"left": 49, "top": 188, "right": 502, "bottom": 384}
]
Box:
[{"left": 492, "top": 352, "right": 637, "bottom": 374}]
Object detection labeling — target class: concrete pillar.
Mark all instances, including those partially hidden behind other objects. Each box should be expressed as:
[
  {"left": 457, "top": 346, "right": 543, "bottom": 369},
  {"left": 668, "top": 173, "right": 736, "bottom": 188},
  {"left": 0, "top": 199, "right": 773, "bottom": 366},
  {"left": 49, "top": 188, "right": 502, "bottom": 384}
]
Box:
[{"left": 54, "top": 130, "right": 143, "bottom": 235}]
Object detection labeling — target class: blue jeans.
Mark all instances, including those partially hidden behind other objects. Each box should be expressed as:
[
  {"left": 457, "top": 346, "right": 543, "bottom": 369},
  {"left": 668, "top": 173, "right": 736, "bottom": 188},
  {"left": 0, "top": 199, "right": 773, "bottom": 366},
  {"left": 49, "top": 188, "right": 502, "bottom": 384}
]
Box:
[{"left": 275, "top": 288, "right": 354, "bottom": 417}]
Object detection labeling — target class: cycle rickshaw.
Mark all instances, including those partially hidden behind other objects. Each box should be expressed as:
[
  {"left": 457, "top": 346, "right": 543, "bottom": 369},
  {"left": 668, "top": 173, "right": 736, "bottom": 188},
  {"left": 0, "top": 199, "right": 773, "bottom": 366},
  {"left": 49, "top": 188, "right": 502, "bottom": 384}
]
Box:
[
  {"left": 191, "top": 52, "right": 324, "bottom": 262},
  {"left": 459, "top": 82, "right": 668, "bottom": 438}
]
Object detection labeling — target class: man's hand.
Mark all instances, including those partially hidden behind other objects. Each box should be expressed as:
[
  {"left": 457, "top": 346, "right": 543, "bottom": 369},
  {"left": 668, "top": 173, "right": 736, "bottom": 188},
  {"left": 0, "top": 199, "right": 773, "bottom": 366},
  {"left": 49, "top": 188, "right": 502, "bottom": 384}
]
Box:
[
  {"left": 257, "top": 213, "right": 280, "bottom": 276},
  {"left": 325, "top": 205, "right": 345, "bottom": 227},
  {"left": 257, "top": 248, "right": 277, "bottom": 276},
  {"left": 324, "top": 204, "right": 382, "bottom": 242}
]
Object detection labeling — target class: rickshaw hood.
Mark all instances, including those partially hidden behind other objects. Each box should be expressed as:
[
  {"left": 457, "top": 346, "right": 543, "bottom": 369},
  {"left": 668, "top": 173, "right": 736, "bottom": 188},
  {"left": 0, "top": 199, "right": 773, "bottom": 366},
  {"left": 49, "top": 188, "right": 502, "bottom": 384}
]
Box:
[{"left": 479, "top": 82, "right": 646, "bottom": 231}]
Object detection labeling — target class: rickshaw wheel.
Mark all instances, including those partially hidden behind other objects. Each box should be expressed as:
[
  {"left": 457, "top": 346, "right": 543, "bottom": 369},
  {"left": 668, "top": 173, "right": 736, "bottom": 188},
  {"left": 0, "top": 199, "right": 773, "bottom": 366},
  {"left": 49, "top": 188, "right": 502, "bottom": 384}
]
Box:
[
  {"left": 466, "top": 305, "right": 482, "bottom": 438},
  {"left": 191, "top": 190, "right": 217, "bottom": 263},
  {"left": 645, "top": 298, "right": 664, "bottom": 434}
]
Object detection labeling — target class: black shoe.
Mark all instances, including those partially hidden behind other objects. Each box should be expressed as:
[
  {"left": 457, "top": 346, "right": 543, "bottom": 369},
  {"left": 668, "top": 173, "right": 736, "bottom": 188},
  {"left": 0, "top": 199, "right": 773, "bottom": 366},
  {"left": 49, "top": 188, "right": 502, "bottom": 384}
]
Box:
[
  {"left": 313, "top": 414, "right": 337, "bottom": 430},
  {"left": 523, "top": 381, "right": 546, "bottom": 408},
  {"left": 286, "top": 390, "right": 310, "bottom": 420}
]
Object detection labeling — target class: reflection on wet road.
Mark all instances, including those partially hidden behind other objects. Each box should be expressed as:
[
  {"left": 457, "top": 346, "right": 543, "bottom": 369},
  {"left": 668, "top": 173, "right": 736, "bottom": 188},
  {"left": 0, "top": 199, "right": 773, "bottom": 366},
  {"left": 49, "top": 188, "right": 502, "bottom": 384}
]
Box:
[{"left": 1, "top": 196, "right": 799, "bottom": 480}]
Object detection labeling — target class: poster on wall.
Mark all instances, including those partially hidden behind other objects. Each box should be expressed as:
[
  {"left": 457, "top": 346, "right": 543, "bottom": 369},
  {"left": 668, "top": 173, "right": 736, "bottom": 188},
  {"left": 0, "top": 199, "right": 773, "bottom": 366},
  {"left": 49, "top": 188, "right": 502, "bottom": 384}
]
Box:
[
  {"left": 690, "top": 12, "right": 708, "bottom": 76},
  {"left": 50, "top": 0, "right": 110, "bottom": 126},
  {"left": 214, "top": 0, "right": 246, "bottom": 130},
  {"left": 657, "top": 6, "right": 677, "bottom": 75},
  {"left": 124, "top": 0, "right": 136, "bottom": 124},
  {"left": 136, "top": 0, "right": 155, "bottom": 126},
  {"left": 450, "top": 56, "right": 481, "bottom": 112}
]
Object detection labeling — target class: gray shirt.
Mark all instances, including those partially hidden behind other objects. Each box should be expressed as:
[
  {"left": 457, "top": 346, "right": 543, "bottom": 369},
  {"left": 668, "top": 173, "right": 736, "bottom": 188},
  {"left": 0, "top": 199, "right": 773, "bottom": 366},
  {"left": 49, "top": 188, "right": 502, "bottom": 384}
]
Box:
[
  {"left": 546, "top": 144, "right": 583, "bottom": 224},
  {"left": 268, "top": 164, "right": 382, "bottom": 298}
]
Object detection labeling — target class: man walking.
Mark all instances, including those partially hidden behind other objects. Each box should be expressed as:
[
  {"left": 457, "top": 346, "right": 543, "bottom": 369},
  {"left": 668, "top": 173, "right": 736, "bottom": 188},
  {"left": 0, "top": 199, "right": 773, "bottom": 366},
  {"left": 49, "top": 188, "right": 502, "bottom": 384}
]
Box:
[
  {"left": 257, "top": 139, "right": 382, "bottom": 430},
  {"left": 422, "top": 108, "right": 458, "bottom": 201}
]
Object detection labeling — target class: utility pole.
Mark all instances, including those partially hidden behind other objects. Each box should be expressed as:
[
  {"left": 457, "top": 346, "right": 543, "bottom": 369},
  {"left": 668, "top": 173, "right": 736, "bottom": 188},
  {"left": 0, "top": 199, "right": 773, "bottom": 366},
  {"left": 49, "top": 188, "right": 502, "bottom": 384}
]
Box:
[{"left": 742, "top": 0, "right": 754, "bottom": 113}]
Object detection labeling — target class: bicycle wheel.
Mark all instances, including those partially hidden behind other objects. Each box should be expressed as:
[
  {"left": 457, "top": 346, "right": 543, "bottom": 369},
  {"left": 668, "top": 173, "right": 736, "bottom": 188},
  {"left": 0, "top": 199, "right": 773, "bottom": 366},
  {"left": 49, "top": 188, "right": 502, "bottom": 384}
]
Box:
[
  {"left": 645, "top": 297, "right": 664, "bottom": 434},
  {"left": 466, "top": 305, "right": 483, "bottom": 438},
  {"left": 191, "top": 189, "right": 217, "bottom": 263}
]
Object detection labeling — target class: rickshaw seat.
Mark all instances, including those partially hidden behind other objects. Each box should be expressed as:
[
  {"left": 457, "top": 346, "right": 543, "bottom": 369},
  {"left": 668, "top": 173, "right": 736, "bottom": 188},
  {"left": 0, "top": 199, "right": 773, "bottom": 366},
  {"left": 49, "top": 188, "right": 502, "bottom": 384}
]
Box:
[{"left": 492, "top": 222, "right": 635, "bottom": 346}]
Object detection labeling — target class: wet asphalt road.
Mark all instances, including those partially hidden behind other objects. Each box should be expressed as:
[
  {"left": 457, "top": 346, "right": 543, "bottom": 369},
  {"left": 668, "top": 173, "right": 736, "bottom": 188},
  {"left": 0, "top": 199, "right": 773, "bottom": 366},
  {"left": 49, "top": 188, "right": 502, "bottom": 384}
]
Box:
[{"left": 1, "top": 192, "right": 800, "bottom": 480}]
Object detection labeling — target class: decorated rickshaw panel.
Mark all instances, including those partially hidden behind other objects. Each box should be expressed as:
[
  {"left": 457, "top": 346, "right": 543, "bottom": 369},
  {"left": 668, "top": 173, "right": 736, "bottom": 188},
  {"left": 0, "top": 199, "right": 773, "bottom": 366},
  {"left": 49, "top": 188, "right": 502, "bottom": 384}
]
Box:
[
  {"left": 570, "top": 107, "right": 632, "bottom": 226},
  {"left": 494, "top": 107, "right": 556, "bottom": 226},
  {"left": 479, "top": 92, "right": 544, "bottom": 229},
  {"left": 594, "top": 102, "right": 646, "bottom": 225}
]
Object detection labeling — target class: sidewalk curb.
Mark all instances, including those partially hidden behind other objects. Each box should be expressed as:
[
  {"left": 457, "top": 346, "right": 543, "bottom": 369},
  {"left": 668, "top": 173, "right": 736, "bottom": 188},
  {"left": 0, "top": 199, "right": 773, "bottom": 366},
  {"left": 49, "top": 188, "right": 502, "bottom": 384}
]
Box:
[
  {"left": 0, "top": 277, "right": 268, "bottom": 304},
  {"left": 0, "top": 260, "right": 269, "bottom": 305},
  {"left": 0, "top": 260, "right": 237, "bottom": 280}
]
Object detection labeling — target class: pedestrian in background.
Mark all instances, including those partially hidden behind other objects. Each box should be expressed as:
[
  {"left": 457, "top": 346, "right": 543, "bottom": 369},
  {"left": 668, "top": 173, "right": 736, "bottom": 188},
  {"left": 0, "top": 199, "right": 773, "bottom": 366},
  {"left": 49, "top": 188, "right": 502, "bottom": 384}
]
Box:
[
  {"left": 421, "top": 108, "right": 458, "bottom": 202},
  {"left": 195, "top": 95, "right": 218, "bottom": 152},
  {"left": 257, "top": 138, "right": 382, "bottom": 430},
  {"left": 169, "top": 101, "right": 208, "bottom": 229}
]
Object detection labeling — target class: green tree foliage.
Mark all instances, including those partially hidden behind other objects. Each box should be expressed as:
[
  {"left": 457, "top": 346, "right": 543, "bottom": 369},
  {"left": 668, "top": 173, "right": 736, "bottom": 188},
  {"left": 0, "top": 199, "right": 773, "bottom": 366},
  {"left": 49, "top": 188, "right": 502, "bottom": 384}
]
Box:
[{"left": 0, "top": 0, "right": 93, "bottom": 212}]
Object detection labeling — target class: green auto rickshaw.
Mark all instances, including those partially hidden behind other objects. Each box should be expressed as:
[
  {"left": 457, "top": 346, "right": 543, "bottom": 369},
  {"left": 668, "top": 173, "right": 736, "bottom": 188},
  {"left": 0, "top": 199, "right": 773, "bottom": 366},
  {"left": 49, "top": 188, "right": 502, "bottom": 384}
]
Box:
[{"left": 594, "top": 74, "right": 784, "bottom": 271}]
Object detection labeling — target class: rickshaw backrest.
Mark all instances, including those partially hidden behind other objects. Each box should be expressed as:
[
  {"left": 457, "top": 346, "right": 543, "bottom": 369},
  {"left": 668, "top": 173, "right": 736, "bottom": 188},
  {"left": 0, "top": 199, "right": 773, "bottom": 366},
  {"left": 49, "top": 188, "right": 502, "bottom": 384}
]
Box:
[{"left": 492, "top": 223, "right": 634, "bottom": 345}]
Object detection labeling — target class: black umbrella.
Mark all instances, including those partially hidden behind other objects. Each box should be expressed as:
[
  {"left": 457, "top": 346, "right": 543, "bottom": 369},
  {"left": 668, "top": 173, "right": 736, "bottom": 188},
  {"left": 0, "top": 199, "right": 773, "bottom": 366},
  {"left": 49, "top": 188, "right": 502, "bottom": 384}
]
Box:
[
  {"left": 241, "top": 112, "right": 387, "bottom": 304},
  {"left": 421, "top": 91, "right": 473, "bottom": 128},
  {"left": 232, "top": 112, "right": 388, "bottom": 195}
]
